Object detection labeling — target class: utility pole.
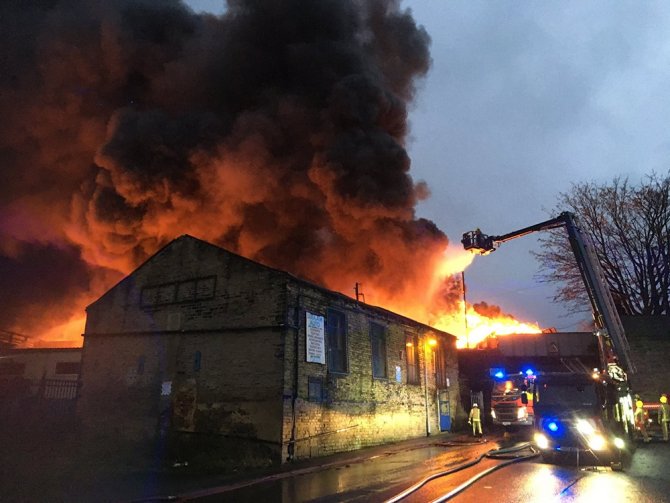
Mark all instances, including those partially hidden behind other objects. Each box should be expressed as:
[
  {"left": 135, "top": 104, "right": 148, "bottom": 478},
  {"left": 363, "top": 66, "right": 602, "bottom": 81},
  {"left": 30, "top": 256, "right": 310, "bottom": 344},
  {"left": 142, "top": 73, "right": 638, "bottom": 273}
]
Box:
[
  {"left": 354, "top": 283, "right": 365, "bottom": 303},
  {"left": 461, "top": 271, "right": 469, "bottom": 348}
]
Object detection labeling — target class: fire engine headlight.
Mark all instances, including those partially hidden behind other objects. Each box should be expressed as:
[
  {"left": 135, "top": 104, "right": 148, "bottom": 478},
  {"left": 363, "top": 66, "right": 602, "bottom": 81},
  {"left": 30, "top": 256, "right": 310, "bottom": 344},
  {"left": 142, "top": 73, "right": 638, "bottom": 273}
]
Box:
[
  {"left": 517, "top": 407, "right": 526, "bottom": 419},
  {"left": 491, "top": 409, "right": 496, "bottom": 419},
  {"left": 576, "top": 419, "right": 595, "bottom": 435},
  {"left": 613, "top": 437, "right": 625, "bottom": 449},
  {"left": 587, "top": 434, "right": 607, "bottom": 451},
  {"left": 534, "top": 433, "right": 550, "bottom": 450}
]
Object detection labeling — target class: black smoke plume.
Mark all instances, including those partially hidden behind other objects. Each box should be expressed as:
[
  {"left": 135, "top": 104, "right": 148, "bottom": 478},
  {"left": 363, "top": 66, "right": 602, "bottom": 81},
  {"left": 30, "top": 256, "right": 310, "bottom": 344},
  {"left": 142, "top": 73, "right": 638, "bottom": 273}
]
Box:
[{"left": 0, "top": 0, "right": 455, "bottom": 343}]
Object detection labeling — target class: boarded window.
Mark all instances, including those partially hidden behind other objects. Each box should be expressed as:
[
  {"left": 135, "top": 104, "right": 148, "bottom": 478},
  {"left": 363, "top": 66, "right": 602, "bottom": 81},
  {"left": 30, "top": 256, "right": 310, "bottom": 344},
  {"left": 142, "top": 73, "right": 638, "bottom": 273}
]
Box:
[
  {"left": 326, "top": 309, "right": 347, "bottom": 373},
  {"left": 406, "top": 333, "right": 419, "bottom": 384},
  {"left": 177, "top": 280, "right": 196, "bottom": 302},
  {"left": 370, "top": 322, "right": 387, "bottom": 378},
  {"left": 195, "top": 277, "right": 216, "bottom": 299},
  {"left": 142, "top": 276, "right": 216, "bottom": 306},
  {"left": 55, "top": 361, "right": 81, "bottom": 375},
  {"left": 156, "top": 284, "right": 176, "bottom": 304},
  {"left": 308, "top": 377, "right": 323, "bottom": 402}
]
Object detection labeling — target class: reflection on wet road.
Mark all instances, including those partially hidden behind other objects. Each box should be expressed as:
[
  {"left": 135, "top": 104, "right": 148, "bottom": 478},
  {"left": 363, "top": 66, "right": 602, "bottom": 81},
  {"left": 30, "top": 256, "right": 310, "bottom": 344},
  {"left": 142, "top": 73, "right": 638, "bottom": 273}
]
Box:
[{"left": 185, "top": 438, "right": 670, "bottom": 502}]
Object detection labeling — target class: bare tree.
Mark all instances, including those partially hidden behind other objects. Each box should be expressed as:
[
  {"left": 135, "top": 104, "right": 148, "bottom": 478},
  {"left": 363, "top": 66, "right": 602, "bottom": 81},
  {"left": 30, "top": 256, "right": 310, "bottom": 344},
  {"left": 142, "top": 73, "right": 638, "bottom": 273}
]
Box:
[{"left": 534, "top": 171, "right": 670, "bottom": 316}]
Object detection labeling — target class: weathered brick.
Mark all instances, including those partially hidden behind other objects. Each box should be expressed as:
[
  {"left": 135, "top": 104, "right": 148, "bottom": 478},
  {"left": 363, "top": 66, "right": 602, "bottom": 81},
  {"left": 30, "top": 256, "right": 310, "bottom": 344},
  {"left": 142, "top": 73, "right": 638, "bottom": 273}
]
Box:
[{"left": 78, "top": 235, "right": 460, "bottom": 467}]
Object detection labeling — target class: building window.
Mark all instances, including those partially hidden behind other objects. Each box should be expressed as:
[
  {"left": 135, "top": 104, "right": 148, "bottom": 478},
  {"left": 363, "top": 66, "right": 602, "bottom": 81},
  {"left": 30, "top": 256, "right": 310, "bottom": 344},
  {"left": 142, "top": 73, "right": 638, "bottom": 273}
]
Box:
[
  {"left": 55, "top": 362, "right": 81, "bottom": 375},
  {"left": 193, "top": 351, "right": 202, "bottom": 372},
  {"left": 142, "top": 276, "right": 216, "bottom": 307},
  {"left": 326, "top": 309, "right": 347, "bottom": 373},
  {"left": 370, "top": 322, "right": 387, "bottom": 378},
  {"left": 308, "top": 376, "right": 323, "bottom": 402},
  {"left": 406, "top": 334, "right": 419, "bottom": 384},
  {"left": 434, "top": 344, "right": 448, "bottom": 388}
]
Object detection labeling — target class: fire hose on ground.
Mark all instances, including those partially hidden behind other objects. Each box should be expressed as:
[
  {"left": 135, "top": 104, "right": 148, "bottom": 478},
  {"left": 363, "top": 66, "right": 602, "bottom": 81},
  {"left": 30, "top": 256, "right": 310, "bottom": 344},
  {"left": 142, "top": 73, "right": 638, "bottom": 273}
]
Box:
[{"left": 384, "top": 441, "right": 539, "bottom": 503}]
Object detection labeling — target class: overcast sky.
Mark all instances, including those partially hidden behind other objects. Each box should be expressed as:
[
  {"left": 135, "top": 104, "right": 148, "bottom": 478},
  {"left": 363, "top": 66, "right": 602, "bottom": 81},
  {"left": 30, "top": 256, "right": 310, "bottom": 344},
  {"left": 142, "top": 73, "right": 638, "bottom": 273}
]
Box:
[{"left": 186, "top": 0, "right": 670, "bottom": 331}]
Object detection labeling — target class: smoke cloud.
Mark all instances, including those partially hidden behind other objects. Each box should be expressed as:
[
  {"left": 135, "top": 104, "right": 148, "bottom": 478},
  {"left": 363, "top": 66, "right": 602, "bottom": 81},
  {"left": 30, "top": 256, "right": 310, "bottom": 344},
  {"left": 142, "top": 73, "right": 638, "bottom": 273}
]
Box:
[{"left": 1, "top": 0, "right": 463, "bottom": 343}]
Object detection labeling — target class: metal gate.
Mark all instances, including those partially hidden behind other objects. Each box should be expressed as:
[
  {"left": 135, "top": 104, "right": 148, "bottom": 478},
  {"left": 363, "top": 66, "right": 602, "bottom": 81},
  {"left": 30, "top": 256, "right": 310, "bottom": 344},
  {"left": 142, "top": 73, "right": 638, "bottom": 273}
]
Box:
[{"left": 438, "top": 389, "right": 451, "bottom": 431}]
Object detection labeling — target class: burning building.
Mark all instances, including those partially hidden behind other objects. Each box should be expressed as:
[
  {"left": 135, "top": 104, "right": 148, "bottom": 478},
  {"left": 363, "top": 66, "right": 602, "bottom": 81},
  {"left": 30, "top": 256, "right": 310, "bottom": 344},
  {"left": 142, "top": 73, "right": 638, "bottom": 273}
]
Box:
[{"left": 78, "top": 235, "right": 459, "bottom": 465}]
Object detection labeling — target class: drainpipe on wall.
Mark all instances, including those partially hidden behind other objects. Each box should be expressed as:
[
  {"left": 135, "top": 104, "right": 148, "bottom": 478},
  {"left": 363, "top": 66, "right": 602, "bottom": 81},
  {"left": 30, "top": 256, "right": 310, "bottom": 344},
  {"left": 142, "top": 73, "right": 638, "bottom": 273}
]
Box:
[
  {"left": 287, "top": 292, "right": 301, "bottom": 461},
  {"left": 424, "top": 339, "right": 431, "bottom": 437}
]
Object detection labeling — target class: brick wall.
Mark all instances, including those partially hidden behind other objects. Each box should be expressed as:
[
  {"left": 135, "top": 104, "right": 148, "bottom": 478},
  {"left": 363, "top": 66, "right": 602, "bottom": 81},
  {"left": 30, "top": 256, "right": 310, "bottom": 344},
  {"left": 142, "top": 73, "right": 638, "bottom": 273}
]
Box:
[
  {"left": 79, "top": 235, "right": 460, "bottom": 468},
  {"left": 281, "top": 283, "right": 459, "bottom": 461},
  {"left": 622, "top": 315, "right": 670, "bottom": 401},
  {"left": 79, "top": 236, "right": 288, "bottom": 465},
  {"left": 84, "top": 235, "right": 287, "bottom": 334}
]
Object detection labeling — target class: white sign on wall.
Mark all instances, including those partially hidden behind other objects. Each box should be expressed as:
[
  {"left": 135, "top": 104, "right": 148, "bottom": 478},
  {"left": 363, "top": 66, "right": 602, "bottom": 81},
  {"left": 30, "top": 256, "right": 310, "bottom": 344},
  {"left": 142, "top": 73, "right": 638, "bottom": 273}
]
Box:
[{"left": 306, "top": 312, "right": 326, "bottom": 364}]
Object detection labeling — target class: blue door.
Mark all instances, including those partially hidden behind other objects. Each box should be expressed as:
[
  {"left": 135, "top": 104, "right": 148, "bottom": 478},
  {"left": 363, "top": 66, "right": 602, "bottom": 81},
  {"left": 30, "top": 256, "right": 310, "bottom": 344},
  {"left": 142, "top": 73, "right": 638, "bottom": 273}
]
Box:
[{"left": 439, "top": 390, "right": 451, "bottom": 431}]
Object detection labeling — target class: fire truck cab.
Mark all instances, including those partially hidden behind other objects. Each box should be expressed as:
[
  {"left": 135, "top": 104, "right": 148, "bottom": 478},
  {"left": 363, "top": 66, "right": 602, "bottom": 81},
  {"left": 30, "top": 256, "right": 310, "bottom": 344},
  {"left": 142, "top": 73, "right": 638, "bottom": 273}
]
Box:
[{"left": 490, "top": 370, "right": 535, "bottom": 427}]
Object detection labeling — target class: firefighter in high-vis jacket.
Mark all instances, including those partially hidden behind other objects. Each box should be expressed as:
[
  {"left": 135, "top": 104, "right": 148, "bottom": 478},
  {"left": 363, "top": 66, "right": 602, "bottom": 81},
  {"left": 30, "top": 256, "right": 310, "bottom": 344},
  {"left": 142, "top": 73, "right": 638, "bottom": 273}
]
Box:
[
  {"left": 469, "top": 403, "right": 482, "bottom": 437},
  {"left": 659, "top": 394, "right": 670, "bottom": 442},
  {"left": 635, "top": 397, "right": 650, "bottom": 442}
]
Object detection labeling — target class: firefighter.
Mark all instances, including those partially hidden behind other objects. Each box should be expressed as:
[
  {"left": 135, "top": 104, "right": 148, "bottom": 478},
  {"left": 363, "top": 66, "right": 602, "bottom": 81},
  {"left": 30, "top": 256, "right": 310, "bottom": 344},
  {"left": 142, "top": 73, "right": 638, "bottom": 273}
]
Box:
[
  {"left": 635, "top": 397, "right": 650, "bottom": 443},
  {"left": 468, "top": 403, "right": 483, "bottom": 437},
  {"left": 659, "top": 394, "right": 670, "bottom": 442}
]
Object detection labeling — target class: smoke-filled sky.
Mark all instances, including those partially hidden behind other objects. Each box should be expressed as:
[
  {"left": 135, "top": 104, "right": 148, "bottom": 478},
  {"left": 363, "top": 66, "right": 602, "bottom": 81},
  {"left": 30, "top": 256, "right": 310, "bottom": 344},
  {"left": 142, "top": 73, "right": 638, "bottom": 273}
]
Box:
[
  {"left": 1, "top": 0, "right": 467, "bottom": 343},
  {"left": 188, "top": 0, "right": 670, "bottom": 331},
  {"left": 3, "top": 0, "right": 669, "bottom": 343}
]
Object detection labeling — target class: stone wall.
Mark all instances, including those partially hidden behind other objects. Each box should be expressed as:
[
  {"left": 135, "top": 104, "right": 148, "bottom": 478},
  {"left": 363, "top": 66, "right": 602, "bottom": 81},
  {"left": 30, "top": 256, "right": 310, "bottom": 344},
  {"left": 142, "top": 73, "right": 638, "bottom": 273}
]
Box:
[
  {"left": 78, "top": 235, "right": 460, "bottom": 469},
  {"left": 281, "top": 282, "right": 459, "bottom": 461},
  {"left": 79, "top": 236, "right": 288, "bottom": 465},
  {"left": 622, "top": 315, "right": 670, "bottom": 402}
]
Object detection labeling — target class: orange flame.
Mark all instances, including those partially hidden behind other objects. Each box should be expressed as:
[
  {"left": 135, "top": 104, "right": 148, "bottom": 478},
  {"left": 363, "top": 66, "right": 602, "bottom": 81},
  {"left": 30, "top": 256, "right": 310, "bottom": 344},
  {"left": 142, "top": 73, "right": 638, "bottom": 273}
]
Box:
[
  {"left": 432, "top": 303, "right": 542, "bottom": 348},
  {"left": 31, "top": 315, "right": 86, "bottom": 348},
  {"left": 359, "top": 246, "right": 543, "bottom": 349}
]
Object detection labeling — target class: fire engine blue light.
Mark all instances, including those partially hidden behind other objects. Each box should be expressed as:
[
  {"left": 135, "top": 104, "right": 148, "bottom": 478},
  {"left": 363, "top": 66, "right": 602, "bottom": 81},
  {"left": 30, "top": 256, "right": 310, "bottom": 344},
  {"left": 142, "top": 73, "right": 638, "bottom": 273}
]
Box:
[
  {"left": 494, "top": 371, "right": 504, "bottom": 379},
  {"left": 525, "top": 368, "right": 534, "bottom": 376},
  {"left": 547, "top": 421, "right": 559, "bottom": 432}
]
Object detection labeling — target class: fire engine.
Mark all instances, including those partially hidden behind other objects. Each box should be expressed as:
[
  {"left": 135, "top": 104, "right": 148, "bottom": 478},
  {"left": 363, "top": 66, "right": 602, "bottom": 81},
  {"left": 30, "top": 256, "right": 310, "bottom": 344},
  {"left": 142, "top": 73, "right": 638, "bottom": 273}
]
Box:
[
  {"left": 462, "top": 212, "right": 637, "bottom": 470},
  {"left": 490, "top": 369, "right": 536, "bottom": 427}
]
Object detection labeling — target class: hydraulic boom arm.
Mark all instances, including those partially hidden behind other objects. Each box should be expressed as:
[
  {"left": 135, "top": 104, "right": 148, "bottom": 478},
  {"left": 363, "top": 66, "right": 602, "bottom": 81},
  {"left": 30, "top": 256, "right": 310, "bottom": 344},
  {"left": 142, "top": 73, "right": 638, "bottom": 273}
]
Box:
[{"left": 461, "top": 211, "right": 635, "bottom": 377}]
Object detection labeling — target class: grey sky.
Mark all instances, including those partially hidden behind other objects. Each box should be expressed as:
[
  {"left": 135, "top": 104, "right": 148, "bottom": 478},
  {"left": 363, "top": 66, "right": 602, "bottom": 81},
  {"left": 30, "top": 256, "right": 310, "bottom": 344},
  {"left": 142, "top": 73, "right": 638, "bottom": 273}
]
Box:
[
  {"left": 406, "top": 1, "right": 670, "bottom": 329},
  {"left": 187, "top": 0, "right": 670, "bottom": 331}
]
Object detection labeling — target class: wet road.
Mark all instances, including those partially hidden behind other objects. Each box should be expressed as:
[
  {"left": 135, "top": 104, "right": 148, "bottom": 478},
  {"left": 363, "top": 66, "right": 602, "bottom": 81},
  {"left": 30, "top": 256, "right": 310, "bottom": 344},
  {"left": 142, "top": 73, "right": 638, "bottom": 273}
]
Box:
[
  {"left": 180, "top": 437, "right": 670, "bottom": 503},
  {"left": 446, "top": 441, "right": 670, "bottom": 503}
]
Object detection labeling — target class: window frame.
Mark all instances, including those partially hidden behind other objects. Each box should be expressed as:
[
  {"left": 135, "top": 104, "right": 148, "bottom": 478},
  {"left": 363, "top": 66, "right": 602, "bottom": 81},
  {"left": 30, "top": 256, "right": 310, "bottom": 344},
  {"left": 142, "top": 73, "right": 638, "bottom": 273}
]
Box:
[
  {"left": 308, "top": 376, "right": 324, "bottom": 403},
  {"left": 405, "top": 333, "right": 420, "bottom": 385},
  {"left": 434, "top": 343, "right": 448, "bottom": 388},
  {"left": 370, "top": 322, "right": 388, "bottom": 379},
  {"left": 326, "top": 308, "right": 348, "bottom": 374}
]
